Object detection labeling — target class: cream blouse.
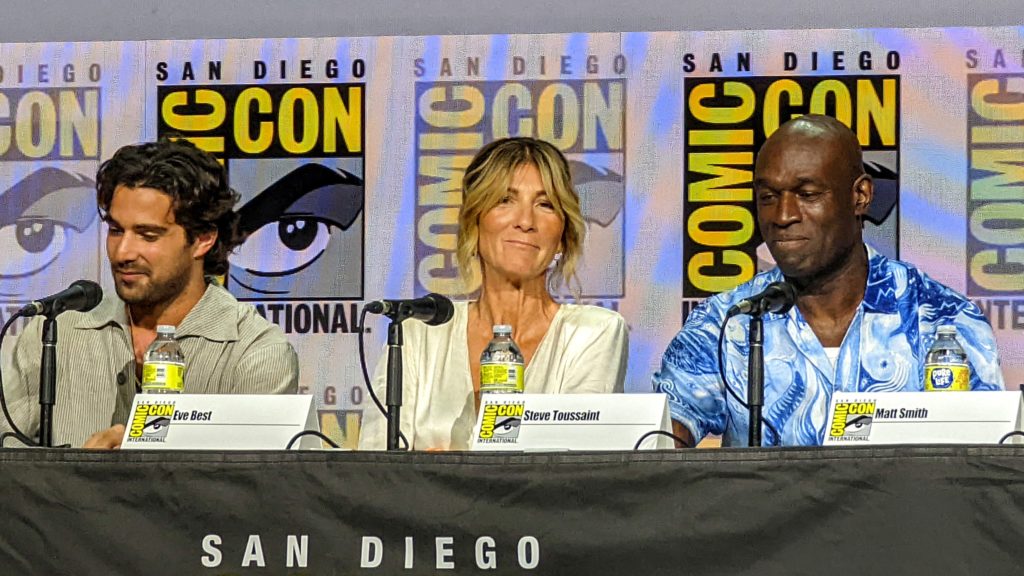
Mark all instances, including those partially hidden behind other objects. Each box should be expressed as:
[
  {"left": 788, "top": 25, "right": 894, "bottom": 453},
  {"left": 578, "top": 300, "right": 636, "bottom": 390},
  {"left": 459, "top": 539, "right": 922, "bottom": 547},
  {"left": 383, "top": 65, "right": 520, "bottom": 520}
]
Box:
[{"left": 358, "top": 302, "right": 628, "bottom": 450}]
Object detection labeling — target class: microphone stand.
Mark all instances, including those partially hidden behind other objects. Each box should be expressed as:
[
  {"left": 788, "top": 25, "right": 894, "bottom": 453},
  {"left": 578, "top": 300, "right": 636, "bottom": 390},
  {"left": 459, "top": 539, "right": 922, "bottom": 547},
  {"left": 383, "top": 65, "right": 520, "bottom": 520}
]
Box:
[
  {"left": 385, "top": 319, "right": 403, "bottom": 451},
  {"left": 746, "top": 310, "right": 765, "bottom": 448},
  {"left": 369, "top": 298, "right": 452, "bottom": 451},
  {"left": 38, "top": 315, "right": 58, "bottom": 447}
]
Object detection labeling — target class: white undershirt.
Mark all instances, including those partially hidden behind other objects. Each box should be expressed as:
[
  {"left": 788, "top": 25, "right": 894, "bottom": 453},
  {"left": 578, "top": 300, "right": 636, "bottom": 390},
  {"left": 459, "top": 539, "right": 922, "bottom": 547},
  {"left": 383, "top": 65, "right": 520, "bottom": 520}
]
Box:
[{"left": 824, "top": 347, "right": 841, "bottom": 368}]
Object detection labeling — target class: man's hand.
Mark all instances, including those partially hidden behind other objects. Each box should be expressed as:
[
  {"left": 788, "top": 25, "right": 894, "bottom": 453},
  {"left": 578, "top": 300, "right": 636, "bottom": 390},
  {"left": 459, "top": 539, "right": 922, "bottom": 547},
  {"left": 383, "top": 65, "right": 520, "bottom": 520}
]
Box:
[
  {"left": 83, "top": 424, "right": 126, "bottom": 449},
  {"left": 672, "top": 421, "right": 695, "bottom": 449}
]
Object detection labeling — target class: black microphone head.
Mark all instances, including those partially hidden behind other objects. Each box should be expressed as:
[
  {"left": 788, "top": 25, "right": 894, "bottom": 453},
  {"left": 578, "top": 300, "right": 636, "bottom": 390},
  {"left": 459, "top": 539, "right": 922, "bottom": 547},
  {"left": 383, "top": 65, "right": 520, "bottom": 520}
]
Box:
[
  {"left": 70, "top": 280, "right": 104, "bottom": 313},
  {"left": 423, "top": 293, "right": 454, "bottom": 326},
  {"left": 724, "top": 280, "right": 798, "bottom": 319},
  {"left": 766, "top": 281, "right": 797, "bottom": 315}
]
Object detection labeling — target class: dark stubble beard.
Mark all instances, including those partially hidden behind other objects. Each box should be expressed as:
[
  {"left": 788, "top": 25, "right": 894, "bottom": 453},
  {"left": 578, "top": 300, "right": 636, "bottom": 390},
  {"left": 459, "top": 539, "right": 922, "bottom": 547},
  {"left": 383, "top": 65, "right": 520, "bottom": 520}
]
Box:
[{"left": 114, "top": 266, "right": 191, "bottom": 313}]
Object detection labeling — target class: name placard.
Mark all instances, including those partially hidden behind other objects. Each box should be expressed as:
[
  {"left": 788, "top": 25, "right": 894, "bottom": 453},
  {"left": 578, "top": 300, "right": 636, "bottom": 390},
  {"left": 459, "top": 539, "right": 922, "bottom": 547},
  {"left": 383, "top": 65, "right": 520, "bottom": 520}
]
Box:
[
  {"left": 825, "top": 391, "right": 1023, "bottom": 445},
  {"left": 470, "top": 393, "right": 672, "bottom": 451},
  {"left": 120, "top": 394, "right": 320, "bottom": 450}
]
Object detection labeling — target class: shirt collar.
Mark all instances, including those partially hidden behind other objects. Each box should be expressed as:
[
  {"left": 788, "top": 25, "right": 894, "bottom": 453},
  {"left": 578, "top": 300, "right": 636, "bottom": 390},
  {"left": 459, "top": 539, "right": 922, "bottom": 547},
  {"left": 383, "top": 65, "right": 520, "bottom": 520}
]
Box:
[
  {"left": 859, "top": 244, "right": 899, "bottom": 315},
  {"left": 75, "top": 281, "right": 241, "bottom": 342},
  {"left": 765, "top": 243, "right": 896, "bottom": 320},
  {"left": 76, "top": 291, "right": 128, "bottom": 331}
]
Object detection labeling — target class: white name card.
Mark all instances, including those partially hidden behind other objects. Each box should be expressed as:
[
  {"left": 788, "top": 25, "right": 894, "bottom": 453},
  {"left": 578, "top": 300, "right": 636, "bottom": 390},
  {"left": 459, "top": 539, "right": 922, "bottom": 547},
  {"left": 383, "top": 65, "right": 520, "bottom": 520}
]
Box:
[
  {"left": 825, "top": 391, "right": 1023, "bottom": 445},
  {"left": 470, "top": 393, "right": 673, "bottom": 451},
  {"left": 121, "top": 394, "right": 320, "bottom": 450}
]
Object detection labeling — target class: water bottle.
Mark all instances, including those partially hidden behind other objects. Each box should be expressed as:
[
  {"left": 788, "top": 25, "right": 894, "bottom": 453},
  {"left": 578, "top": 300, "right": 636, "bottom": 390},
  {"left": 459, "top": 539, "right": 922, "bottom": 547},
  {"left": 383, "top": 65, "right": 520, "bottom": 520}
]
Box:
[
  {"left": 480, "top": 324, "right": 524, "bottom": 394},
  {"left": 923, "top": 325, "right": 970, "bottom": 392},
  {"left": 141, "top": 325, "right": 185, "bottom": 394}
]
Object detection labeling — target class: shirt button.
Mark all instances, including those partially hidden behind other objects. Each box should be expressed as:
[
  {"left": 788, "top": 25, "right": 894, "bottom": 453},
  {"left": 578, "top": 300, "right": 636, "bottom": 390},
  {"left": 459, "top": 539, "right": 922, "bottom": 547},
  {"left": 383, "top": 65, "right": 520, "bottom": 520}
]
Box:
[{"left": 117, "top": 373, "right": 126, "bottom": 386}]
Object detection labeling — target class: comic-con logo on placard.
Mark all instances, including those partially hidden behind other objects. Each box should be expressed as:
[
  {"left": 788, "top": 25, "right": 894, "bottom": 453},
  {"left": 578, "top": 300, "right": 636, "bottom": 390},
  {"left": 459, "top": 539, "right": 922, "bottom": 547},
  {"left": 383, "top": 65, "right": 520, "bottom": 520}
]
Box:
[
  {"left": 0, "top": 87, "right": 102, "bottom": 304},
  {"left": 477, "top": 401, "right": 525, "bottom": 444},
  {"left": 414, "top": 78, "right": 626, "bottom": 301},
  {"left": 827, "top": 400, "right": 876, "bottom": 442},
  {"left": 126, "top": 401, "right": 176, "bottom": 443},
  {"left": 156, "top": 83, "right": 365, "bottom": 303},
  {"left": 966, "top": 73, "right": 1024, "bottom": 331},
  {"left": 682, "top": 75, "right": 900, "bottom": 318}
]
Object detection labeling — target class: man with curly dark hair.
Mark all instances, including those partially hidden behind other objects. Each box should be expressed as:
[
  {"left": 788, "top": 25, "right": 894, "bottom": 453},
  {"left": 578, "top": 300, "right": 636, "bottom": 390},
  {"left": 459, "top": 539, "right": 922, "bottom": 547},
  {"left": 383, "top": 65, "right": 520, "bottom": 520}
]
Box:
[
  {"left": 2, "top": 139, "right": 298, "bottom": 448},
  {"left": 96, "top": 138, "right": 244, "bottom": 281}
]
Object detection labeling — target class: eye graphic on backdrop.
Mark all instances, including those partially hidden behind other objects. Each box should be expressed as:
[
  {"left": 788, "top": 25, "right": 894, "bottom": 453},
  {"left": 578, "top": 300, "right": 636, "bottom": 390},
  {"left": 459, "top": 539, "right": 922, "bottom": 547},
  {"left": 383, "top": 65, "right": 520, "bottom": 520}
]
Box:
[
  {"left": 862, "top": 161, "right": 898, "bottom": 226},
  {"left": 567, "top": 160, "right": 626, "bottom": 299},
  {"left": 571, "top": 160, "right": 625, "bottom": 228},
  {"left": 229, "top": 163, "right": 364, "bottom": 299},
  {"left": 231, "top": 215, "right": 337, "bottom": 276},
  {"left": 0, "top": 168, "right": 97, "bottom": 297},
  {"left": 0, "top": 219, "right": 69, "bottom": 277}
]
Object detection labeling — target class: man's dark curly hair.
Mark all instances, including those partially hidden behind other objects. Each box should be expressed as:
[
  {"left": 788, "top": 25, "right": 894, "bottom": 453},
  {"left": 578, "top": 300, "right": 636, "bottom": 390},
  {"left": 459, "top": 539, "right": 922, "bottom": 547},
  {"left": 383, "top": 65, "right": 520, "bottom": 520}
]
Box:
[{"left": 96, "top": 138, "right": 243, "bottom": 276}]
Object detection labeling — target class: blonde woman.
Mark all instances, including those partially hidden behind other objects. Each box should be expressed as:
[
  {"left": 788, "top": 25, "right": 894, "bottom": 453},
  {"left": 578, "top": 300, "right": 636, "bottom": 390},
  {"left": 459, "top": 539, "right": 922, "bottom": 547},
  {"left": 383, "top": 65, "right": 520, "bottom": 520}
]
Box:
[{"left": 360, "top": 137, "right": 627, "bottom": 451}]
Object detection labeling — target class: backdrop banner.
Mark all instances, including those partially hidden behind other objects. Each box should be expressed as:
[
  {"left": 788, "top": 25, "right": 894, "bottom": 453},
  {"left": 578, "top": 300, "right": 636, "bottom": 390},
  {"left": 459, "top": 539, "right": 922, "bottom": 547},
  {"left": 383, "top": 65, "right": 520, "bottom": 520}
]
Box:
[{"left": 0, "top": 26, "right": 1022, "bottom": 446}]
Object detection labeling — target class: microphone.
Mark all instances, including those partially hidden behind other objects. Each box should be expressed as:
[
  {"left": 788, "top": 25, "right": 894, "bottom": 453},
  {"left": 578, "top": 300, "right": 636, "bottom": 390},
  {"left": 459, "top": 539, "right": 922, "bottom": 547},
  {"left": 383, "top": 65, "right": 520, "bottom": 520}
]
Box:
[
  {"left": 366, "top": 293, "right": 455, "bottom": 326},
  {"left": 18, "top": 280, "right": 103, "bottom": 318},
  {"left": 726, "top": 281, "right": 797, "bottom": 318}
]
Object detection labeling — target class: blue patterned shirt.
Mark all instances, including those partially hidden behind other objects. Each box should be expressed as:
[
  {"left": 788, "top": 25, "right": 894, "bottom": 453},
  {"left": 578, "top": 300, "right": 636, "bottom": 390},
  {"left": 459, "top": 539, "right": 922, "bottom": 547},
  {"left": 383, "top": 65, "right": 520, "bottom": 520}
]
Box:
[{"left": 654, "top": 246, "right": 1005, "bottom": 447}]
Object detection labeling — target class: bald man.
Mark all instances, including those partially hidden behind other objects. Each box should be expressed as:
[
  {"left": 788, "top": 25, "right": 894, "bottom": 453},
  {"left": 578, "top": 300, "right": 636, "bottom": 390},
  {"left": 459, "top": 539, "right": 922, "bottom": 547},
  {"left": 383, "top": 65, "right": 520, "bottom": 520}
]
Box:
[{"left": 655, "top": 115, "right": 1004, "bottom": 447}]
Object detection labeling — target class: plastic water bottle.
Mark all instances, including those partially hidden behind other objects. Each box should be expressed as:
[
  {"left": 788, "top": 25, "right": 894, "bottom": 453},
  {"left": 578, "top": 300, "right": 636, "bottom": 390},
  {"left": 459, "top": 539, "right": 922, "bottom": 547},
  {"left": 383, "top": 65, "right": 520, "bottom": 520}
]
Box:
[
  {"left": 480, "top": 324, "right": 524, "bottom": 394},
  {"left": 923, "top": 325, "right": 970, "bottom": 392},
  {"left": 141, "top": 325, "right": 185, "bottom": 394}
]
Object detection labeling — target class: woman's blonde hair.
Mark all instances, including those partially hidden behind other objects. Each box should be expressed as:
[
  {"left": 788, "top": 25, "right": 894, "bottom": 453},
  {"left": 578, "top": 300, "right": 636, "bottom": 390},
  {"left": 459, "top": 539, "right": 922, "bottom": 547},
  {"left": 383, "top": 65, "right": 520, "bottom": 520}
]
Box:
[{"left": 456, "top": 137, "right": 585, "bottom": 295}]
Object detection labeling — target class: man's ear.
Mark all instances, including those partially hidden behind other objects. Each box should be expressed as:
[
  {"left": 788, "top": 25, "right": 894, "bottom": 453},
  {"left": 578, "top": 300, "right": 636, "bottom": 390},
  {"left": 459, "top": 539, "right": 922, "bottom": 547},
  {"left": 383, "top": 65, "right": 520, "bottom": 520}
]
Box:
[
  {"left": 191, "top": 230, "right": 218, "bottom": 260},
  {"left": 853, "top": 174, "right": 874, "bottom": 218}
]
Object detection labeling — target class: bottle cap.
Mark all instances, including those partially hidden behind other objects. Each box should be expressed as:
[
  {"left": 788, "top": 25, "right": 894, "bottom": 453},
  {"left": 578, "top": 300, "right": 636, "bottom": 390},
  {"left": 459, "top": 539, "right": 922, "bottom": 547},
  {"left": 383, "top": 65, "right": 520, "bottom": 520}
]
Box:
[
  {"left": 492, "top": 324, "right": 513, "bottom": 336},
  {"left": 156, "top": 325, "right": 177, "bottom": 336},
  {"left": 936, "top": 325, "right": 958, "bottom": 336}
]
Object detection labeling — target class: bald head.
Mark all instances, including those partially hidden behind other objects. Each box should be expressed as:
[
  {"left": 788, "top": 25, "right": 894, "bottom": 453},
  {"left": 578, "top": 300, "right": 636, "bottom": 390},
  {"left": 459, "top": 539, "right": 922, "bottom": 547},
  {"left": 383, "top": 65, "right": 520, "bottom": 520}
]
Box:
[
  {"left": 758, "top": 115, "right": 865, "bottom": 191},
  {"left": 753, "top": 114, "right": 874, "bottom": 284}
]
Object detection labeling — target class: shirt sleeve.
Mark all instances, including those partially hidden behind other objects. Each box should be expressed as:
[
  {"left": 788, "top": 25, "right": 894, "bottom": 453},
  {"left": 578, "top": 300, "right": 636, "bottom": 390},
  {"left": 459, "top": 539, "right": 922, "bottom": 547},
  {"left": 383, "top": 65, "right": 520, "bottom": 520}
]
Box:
[
  {"left": 557, "top": 310, "right": 629, "bottom": 394},
  {"left": 652, "top": 298, "right": 729, "bottom": 443},
  {"left": 953, "top": 305, "right": 1005, "bottom": 391},
  {"left": 231, "top": 340, "right": 300, "bottom": 394},
  {"left": 0, "top": 317, "right": 44, "bottom": 445}
]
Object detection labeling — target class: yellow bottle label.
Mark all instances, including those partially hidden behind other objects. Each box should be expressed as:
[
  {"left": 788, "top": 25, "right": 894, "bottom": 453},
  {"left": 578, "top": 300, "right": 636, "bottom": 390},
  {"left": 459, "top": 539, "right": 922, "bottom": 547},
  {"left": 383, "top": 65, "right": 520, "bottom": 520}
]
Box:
[
  {"left": 924, "top": 363, "right": 970, "bottom": 391},
  {"left": 480, "top": 363, "right": 524, "bottom": 393},
  {"left": 142, "top": 361, "right": 185, "bottom": 393}
]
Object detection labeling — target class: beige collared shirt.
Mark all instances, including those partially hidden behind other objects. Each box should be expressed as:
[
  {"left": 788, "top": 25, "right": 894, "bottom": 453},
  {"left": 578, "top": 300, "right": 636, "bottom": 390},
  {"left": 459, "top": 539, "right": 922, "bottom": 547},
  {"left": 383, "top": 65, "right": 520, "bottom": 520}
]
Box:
[{"left": 1, "top": 282, "right": 298, "bottom": 447}]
